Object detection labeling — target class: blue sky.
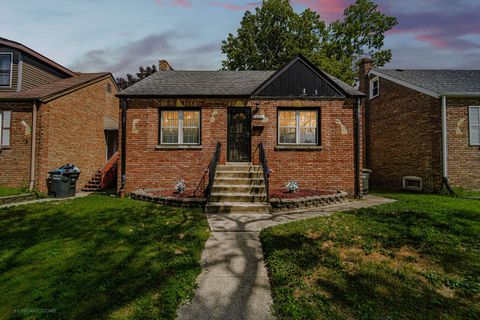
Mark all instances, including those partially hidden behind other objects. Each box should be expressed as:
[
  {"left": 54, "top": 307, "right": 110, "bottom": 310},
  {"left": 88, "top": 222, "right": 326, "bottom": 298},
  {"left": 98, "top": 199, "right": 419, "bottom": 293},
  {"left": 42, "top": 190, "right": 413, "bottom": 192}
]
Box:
[{"left": 2, "top": 0, "right": 480, "bottom": 78}]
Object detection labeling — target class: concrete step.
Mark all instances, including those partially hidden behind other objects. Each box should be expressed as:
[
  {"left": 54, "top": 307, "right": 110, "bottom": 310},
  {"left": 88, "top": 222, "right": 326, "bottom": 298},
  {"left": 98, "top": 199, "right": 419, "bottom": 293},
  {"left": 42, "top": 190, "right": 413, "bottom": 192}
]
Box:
[
  {"left": 214, "top": 177, "right": 264, "bottom": 186},
  {"left": 212, "top": 185, "right": 265, "bottom": 194},
  {"left": 215, "top": 171, "right": 264, "bottom": 179},
  {"left": 210, "top": 193, "right": 267, "bottom": 203},
  {"left": 216, "top": 164, "right": 262, "bottom": 172},
  {"left": 205, "top": 202, "right": 271, "bottom": 214}
]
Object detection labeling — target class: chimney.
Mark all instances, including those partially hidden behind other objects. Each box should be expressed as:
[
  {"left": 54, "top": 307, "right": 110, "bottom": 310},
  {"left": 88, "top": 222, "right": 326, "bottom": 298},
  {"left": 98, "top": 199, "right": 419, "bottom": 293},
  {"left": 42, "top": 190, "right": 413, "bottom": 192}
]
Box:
[
  {"left": 159, "top": 60, "right": 173, "bottom": 71},
  {"left": 358, "top": 57, "right": 373, "bottom": 94}
]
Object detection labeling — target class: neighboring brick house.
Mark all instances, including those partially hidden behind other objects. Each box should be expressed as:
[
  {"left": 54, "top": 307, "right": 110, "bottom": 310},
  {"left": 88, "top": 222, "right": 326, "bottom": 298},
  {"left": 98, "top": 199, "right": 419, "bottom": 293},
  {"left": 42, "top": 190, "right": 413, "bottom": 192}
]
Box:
[
  {"left": 0, "top": 37, "right": 119, "bottom": 193},
  {"left": 359, "top": 59, "right": 480, "bottom": 192},
  {"left": 117, "top": 55, "right": 364, "bottom": 212}
]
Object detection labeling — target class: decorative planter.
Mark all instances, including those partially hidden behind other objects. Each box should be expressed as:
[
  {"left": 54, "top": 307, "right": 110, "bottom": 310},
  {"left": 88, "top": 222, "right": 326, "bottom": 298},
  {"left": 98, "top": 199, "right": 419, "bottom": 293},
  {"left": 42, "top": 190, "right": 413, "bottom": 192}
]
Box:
[{"left": 269, "top": 192, "right": 348, "bottom": 212}]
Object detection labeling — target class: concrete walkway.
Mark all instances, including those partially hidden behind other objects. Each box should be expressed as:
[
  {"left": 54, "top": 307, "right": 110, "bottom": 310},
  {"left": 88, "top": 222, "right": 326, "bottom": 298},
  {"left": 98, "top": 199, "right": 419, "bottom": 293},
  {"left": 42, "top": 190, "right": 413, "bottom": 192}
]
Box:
[
  {"left": 176, "top": 195, "right": 395, "bottom": 320},
  {"left": 0, "top": 192, "right": 91, "bottom": 209}
]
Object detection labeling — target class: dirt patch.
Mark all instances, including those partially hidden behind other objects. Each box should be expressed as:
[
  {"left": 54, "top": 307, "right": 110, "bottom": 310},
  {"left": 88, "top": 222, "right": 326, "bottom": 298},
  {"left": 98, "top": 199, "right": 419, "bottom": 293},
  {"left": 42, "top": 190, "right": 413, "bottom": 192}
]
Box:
[{"left": 306, "top": 229, "right": 322, "bottom": 240}]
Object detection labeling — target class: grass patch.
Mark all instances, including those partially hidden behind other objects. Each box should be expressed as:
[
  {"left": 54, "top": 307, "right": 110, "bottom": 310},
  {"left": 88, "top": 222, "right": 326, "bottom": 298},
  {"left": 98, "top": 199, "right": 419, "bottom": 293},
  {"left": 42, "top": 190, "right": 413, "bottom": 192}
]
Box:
[
  {"left": 260, "top": 192, "right": 480, "bottom": 319},
  {"left": 0, "top": 195, "right": 209, "bottom": 319},
  {"left": 0, "top": 186, "right": 30, "bottom": 197}
]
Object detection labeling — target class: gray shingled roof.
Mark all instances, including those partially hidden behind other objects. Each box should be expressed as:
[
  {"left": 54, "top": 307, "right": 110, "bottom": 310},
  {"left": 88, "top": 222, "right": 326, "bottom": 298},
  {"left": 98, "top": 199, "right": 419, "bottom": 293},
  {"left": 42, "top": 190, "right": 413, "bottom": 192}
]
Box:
[
  {"left": 373, "top": 69, "right": 480, "bottom": 96},
  {"left": 118, "top": 69, "right": 363, "bottom": 97},
  {"left": 119, "top": 70, "right": 275, "bottom": 96}
]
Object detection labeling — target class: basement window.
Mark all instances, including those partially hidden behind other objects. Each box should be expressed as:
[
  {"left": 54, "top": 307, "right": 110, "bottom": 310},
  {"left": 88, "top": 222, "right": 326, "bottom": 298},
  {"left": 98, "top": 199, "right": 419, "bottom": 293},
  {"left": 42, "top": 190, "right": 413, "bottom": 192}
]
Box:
[
  {"left": 0, "top": 110, "right": 12, "bottom": 147},
  {"left": 0, "top": 53, "right": 13, "bottom": 87},
  {"left": 160, "top": 110, "right": 200, "bottom": 145},
  {"left": 369, "top": 77, "right": 379, "bottom": 99},
  {"left": 278, "top": 110, "right": 319, "bottom": 145},
  {"left": 469, "top": 106, "right": 480, "bottom": 146},
  {"left": 402, "top": 176, "right": 422, "bottom": 191}
]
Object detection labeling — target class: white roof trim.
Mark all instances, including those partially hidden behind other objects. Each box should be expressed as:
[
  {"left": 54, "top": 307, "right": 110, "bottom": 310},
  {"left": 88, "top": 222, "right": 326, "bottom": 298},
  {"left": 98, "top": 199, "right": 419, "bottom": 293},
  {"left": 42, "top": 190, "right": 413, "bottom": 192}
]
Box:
[{"left": 369, "top": 70, "right": 439, "bottom": 98}]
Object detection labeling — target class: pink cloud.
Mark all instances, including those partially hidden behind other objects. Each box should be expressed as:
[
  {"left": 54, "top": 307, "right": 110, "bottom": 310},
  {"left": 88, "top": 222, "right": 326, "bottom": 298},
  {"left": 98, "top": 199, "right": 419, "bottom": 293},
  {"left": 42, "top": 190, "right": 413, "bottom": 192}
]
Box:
[
  {"left": 154, "top": 0, "right": 191, "bottom": 7},
  {"left": 415, "top": 34, "right": 449, "bottom": 49},
  {"left": 173, "top": 0, "right": 191, "bottom": 7},
  {"left": 293, "top": 0, "right": 352, "bottom": 21},
  {"left": 209, "top": 1, "right": 260, "bottom": 11}
]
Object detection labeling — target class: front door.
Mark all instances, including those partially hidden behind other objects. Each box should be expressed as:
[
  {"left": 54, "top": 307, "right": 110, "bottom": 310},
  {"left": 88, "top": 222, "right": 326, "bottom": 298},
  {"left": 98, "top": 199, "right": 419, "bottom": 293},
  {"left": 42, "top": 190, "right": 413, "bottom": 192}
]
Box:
[{"left": 227, "top": 108, "right": 251, "bottom": 162}]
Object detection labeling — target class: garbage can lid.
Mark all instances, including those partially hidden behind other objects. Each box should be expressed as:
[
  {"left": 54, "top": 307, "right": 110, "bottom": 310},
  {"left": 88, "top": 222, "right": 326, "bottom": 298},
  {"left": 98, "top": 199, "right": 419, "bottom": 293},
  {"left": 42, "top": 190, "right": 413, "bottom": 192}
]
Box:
[{"left": 362, "top": 168, "right": 372, "bottom": 173}]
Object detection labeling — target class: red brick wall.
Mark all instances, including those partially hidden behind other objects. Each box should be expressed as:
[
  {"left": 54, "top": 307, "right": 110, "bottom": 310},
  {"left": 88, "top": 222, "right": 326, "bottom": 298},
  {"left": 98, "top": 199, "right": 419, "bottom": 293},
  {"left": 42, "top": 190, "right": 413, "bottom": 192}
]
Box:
[
  {"left": 0, "top": 102, "right": 33, "bottom": 188},
  {"left": 446, "top": 98, "right": 480, "bottom": 189},
  {"left": 364, "top": 77, "right": 443, "bottom": 192},
  {"left": 35, "top": 78, "right": 118, "bottom": 192},
  {"left": 121, "top": 98, "right": 359, "bottom": 195}
]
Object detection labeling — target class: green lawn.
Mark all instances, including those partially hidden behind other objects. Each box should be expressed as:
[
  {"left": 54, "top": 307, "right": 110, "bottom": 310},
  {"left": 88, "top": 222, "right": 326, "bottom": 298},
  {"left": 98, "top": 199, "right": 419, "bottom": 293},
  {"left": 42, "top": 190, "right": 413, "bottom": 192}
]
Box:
[
  {"left": 261, "top": 192, "right": 480, "bottom": 319},
  {"left": 0, "top": 186, "right": 30, "bottom": 197},
  {"left": 0, "top": 195, "right": 209, "bottom": 319}
]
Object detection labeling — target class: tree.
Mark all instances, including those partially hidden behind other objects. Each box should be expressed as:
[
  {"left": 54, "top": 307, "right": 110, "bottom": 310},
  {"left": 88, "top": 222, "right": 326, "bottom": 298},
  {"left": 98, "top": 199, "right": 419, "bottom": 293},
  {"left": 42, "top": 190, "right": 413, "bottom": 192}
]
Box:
[
  {"left": 221, "top": 0, "right": 397, "bottom": 84},
  {"left": 116, "top": 64, "right": 158, "bottom": 90}
]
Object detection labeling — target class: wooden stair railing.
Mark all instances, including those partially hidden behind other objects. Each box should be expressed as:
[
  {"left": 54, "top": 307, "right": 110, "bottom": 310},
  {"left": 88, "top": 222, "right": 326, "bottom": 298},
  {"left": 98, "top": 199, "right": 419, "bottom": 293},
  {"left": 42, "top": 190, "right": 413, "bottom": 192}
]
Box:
[{"left": 82, "top": 151, "right": 119, "bottom": 192}]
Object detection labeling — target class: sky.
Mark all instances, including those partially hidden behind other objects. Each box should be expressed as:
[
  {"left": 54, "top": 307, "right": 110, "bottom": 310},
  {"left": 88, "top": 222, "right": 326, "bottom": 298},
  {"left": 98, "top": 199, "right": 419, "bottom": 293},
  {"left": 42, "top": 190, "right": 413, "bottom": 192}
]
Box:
[{"left": 2, "top": 0, "right": 480, "bottom": 78}]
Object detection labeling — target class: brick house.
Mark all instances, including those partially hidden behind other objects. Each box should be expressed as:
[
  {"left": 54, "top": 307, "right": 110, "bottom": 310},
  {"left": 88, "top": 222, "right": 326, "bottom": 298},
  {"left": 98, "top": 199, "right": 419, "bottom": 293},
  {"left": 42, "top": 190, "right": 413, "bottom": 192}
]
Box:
[
  {"left": 0, "top": 37, "right": 119, "bottom": 193},
  {"left": 359, "top": 59, "right": 480, "bottom": 192},
  {"left": 117, "top": 55, "right": 364, "bottom": 212}
]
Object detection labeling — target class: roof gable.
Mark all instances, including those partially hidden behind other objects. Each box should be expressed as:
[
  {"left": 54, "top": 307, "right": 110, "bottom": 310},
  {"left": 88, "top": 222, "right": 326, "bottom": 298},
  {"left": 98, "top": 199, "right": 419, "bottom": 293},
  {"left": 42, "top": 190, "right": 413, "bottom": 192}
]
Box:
[
  {"left": 371, "top": 69, "right": 480, "bottom": 97},
  {"left": 0, "top": 37, "right": 77, "bottom": 77},
  {"left": 252, "top": 55, "right": 344, "bottom": 98}
]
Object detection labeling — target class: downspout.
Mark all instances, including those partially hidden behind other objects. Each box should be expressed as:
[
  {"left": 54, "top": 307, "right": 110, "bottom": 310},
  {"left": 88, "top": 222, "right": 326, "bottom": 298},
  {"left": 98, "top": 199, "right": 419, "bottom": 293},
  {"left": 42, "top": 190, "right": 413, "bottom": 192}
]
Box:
[
  {"left": 354, "top": 97, "right": 362, "bottom": 198},
  {"left": 441, "top": 95, "right": 454, "bottom": 194},
  {"left": 29, "top": 101, "right": 37, "bottom": 191},
  {"left": 119, "top": 99, "right": 127, "bottom": 197}
]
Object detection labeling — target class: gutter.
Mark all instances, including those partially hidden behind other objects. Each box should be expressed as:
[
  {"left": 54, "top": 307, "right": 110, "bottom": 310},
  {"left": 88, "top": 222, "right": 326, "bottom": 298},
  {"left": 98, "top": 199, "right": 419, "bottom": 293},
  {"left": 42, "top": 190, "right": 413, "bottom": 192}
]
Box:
[
  {"left": 354, "top": 97, "right": 362, "bottom": 198},
  {"left": 119, "top": 99, "right": 127, "bottom": 197},
  {"left": 29, "top": 101, "right": 37, "bottom": 191},
  {"left": 441, "top": 96, "right": 454, "bottom": 194}
]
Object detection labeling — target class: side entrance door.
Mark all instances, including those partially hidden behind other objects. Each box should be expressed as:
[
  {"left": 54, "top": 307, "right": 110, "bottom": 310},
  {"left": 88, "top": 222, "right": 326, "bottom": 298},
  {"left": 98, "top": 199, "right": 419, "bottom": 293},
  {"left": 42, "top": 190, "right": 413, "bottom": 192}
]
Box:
[{"left": 227, "top": 108, "right": 251, "bottom": 162}]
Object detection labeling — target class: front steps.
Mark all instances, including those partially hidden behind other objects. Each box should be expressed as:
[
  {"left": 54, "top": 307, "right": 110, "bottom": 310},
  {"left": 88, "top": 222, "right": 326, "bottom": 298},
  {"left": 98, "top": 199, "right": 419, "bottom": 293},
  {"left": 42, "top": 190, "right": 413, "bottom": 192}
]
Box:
[{"left": 205, "top": 163, "right": 271, "bottom": 214}]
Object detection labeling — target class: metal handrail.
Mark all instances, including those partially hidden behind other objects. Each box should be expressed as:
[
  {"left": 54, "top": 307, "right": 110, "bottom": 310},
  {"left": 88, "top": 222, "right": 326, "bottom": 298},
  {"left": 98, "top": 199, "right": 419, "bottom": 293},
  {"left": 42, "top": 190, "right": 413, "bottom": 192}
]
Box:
[
  {"left": 258, "top": 142, "right": 270, "bottom": 202},
  {"left": 193, "top": 142, "right": 221, "bottom": 202}
]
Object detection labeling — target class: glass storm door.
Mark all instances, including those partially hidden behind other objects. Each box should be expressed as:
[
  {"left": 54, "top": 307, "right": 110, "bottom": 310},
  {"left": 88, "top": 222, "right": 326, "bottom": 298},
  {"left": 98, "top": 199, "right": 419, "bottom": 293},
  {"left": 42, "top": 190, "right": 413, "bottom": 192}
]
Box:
[{"left": 227, "top": 108, "right": 251, "bottom": 162}]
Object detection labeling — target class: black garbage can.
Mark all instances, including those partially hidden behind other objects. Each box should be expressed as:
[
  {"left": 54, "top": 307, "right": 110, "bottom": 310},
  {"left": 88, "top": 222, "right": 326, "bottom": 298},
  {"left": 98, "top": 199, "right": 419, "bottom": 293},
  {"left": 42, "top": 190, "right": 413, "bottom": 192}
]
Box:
[
  {"left": 362, "top": 169, "right": 372, "bottom": 194},
  {"left": 48, "top": 166, "right": 80, "bottom": 198}
]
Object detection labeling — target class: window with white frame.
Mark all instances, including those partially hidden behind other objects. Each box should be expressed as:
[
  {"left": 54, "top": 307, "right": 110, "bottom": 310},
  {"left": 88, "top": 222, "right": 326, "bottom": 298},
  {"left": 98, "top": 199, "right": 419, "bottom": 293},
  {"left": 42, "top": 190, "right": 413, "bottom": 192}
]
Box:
[
  {"left": 278, "top": 110, "right": 319, "bottom": 145},
  {"left": 469, "top": 106, "right": 480, "bottom": 146},
  {"left": 370, "top": 77, "right": 379, "bottom": 99},
  {"left": 0, "top": 110, "right": 12, "bottom": 147},
  {"left": 160, "top": 110, "right": 200, "bottom": 144},
  {"left": 0, "top": 53, "right": 13, "bottom": 87}
]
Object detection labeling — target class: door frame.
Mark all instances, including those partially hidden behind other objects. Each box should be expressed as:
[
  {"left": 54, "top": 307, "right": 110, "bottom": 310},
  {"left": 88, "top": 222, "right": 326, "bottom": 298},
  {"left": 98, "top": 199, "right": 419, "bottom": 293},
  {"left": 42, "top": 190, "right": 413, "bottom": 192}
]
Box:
[{"left": 227, "top": 107, "right": 251, "bottom": 162}]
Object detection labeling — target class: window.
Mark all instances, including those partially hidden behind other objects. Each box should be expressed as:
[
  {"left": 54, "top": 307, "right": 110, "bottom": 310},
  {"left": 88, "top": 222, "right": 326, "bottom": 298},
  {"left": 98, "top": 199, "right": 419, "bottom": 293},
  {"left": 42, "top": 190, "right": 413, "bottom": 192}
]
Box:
[
  {"left": 278, "top": 110, "right": 319, "bottom": 145},
  {"left": 0, "top": 53, "right": 13, "bottom": 87},
  {"left": 370, "top": 77, "right": 379, "bottom": 99},
  {"left": 160, "top": 110, "right": 200, "bottom": 144},
  {"left": 469, "top": 106, "right": 480, "bottom": 146},
  {"left": 0, "top": 110, "right": 12, "bottom": 147}
]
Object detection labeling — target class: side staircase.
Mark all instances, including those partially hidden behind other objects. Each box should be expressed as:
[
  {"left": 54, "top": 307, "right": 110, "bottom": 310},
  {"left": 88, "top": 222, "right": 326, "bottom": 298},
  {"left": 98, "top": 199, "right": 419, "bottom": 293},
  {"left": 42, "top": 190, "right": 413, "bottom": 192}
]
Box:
[
  {"left": 205, "top": 163, "right": 272, "bottom": 214},
  {"left": 81, "top": 152, "right": 118, "bottom": 192}
]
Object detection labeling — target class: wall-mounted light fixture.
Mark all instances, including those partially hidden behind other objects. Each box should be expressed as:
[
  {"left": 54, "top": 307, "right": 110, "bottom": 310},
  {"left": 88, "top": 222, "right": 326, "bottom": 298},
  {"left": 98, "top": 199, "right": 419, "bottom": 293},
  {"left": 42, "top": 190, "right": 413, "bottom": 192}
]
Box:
[{"left": 255, "top": 101, "right": 260, "bottom": 112}]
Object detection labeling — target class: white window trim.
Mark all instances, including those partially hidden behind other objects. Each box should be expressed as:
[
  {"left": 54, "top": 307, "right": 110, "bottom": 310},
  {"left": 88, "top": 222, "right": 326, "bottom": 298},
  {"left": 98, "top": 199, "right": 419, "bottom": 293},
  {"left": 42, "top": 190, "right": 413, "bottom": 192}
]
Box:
[
  {"left": 0, "top": 52, "right": 13, "bottom": 88},
  {"left": 369, "top": 77, "right": 379, "bottom": 100},
  {"left": 0, "top": 110, "right": 11, "bottom": 148},
  {"left": 160, "top": 110, "right": 200, "bottom": 145},
  {"left": 469, "top": 106, "right": 480, "bottom": 146},
  {"left": 278, "top": 110, "right": 319, "bottom": 145}
]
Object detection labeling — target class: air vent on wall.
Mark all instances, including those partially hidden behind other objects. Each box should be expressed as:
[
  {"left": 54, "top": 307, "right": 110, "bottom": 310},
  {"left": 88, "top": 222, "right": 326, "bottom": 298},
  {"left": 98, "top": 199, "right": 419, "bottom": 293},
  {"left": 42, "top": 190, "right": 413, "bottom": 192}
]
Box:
[{"left": 402, "top": 176, "right": 422, "bottom": 191}]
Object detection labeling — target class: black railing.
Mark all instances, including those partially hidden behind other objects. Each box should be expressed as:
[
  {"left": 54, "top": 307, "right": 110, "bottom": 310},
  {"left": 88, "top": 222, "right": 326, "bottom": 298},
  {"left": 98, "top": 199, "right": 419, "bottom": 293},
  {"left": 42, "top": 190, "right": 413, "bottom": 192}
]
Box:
[
  {"left": 258, "top": 142, "right": 270, "bottom": 202},
  {"left": 194, "top": 142, "right": 221, "bottom": 202}
]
